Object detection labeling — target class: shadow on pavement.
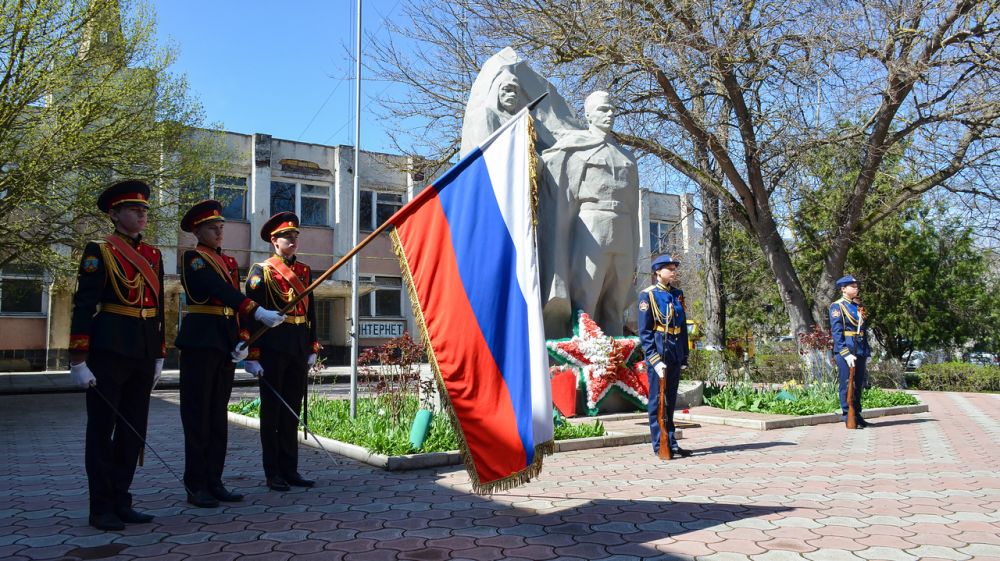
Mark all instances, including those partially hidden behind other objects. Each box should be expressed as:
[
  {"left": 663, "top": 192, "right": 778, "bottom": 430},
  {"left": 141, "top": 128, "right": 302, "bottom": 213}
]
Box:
[
  {"left": 689, "top": 440, "right": 797, "bottom": 456},
  {"left": 2, "top": 392, "right": 794, "bottom": 561},
  {"left": 863, "top": 417, "right": 934, "bottom": 428}
]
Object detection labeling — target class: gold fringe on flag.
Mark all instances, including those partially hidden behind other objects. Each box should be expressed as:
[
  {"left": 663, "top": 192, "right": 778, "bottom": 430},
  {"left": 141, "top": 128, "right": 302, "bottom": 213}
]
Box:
[{"left": 388, "top": 111, "right": 552, "bottom": 495}]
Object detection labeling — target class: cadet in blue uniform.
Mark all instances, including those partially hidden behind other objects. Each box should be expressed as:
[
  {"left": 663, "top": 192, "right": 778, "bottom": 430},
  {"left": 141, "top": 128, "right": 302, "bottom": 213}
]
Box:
[
  {"left": 69, "top": 180, "right": 164, "bottom": 531},
  {"left": 830, "top": 275, "right": 870, "bottom": 428},
  {"left": 244, "top": 212, "right": 320, "bottom": 491},
  {"left": 176, "top": 200, "right": 285, "bottom": 507},
  {"left": 638, "top": 254, "right": 692, "bottom": 457}
]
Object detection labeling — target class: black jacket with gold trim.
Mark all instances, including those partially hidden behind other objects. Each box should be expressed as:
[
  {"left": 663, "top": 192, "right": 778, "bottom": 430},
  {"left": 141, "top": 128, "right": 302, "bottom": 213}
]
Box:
[
  {"left": 175, "top": 245, "right": 257, "bottom": 353},
  {"left": 244, "top": 254, "right": 319, "bottom": 359},
  {"left": 69, "top": 232, "right": 165, "bottom": 362}
]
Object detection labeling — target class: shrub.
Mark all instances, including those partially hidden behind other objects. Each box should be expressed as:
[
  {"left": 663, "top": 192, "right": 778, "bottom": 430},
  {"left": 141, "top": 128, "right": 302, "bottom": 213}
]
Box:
[
  {"left": 867, "top": 358, "right": 906, "bottom": 389},
  {"left": 682, "top": 349, "right": 719, "bottom": 381},
  {"left": 357, "top": 332, "right": 429, "bottom": 422},
  {"left": 909, "top": 362, "right": 1000, "bottom": 392},
  {"left": 751, "top": 353, "right": 802, "bottom": 384}
]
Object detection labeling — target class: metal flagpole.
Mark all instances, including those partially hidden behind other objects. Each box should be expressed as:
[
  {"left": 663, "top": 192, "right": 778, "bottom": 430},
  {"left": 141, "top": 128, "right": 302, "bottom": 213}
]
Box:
[{"left": 349, "top": 0, "right": 362, "bottom": 418}]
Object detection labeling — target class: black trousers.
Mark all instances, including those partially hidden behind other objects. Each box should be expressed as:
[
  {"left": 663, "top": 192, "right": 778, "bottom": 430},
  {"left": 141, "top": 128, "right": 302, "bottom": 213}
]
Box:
[
  {"left": 180, "top": 347, "right": 236, "bottom": 492},
  {"left": 84, "top": 350, "right": 154, "bottom": 515},
  {"left": 258, "top": 350, "right": 307, "bottom": 479}
]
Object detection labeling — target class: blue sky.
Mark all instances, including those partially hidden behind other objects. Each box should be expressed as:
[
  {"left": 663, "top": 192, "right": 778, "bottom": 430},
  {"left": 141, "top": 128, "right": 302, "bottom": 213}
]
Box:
[{"left": 153, "top": 0, "right": 407, "bottom": 152}]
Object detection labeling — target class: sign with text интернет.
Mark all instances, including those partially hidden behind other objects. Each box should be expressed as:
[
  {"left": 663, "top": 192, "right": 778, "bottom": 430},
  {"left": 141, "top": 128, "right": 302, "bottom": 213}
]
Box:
[{"left": 359, "top": 320, "right": 405, "bottom": 339}]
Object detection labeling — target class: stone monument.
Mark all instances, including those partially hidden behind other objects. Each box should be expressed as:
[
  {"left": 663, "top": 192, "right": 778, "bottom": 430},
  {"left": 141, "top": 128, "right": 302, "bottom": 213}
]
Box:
[
  {"left": 461, "top": 50, "right": 639, "bottom": 339},
  {"left": 539, "top": 91, "right": 639, "bottom": 337}
]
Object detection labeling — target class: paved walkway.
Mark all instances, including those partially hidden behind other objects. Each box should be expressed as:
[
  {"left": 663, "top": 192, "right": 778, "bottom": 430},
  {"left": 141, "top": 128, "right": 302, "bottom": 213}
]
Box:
[
  {"left": 2, "top": 389, "right": 999, "bottom": 560},
  {"left": 0, "top": 368, "right": 358, "bottom": 394}
]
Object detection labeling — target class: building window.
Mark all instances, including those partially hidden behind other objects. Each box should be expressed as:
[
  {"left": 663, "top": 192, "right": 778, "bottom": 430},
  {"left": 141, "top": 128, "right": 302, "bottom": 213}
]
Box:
[
  {"left": 315, "top": 299, "right": 333, "bottom": 344},
  {"left": 359, "top": 276, "right": 402, "bottom": 317},
  {"left": 270, "top": 180, "right": 330, "bottom": 226},
  {"left": 359, "top": 190, "right": 403, "bottom": 232},
  {"left": 182, "top": 175, "right": 248, "bottom": 220},
  {"left": 650, "top": 220, "right": 678, "bottom": 255},
  {"left": 0, "top": 266, "right": 45, "bottom": 315}
]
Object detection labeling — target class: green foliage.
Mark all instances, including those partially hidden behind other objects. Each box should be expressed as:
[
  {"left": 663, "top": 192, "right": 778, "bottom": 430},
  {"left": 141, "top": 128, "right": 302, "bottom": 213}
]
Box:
[
  {"left": 751, "top": 354, "right": 803, "bottom": 384},
  {"left": 850, "top": 208, "right": 1000, "bottom": 359},
  {"left": 553, "top": 417, "right": 606, "bottom": 439},
  {"left": 861, "top": 387, "right": 920, "bottom": 408},
  {"left": 0, "top": 0, "right": 230, "bottom": 273},
  {"left": 681, "top": 349, "right": 721, "bottom": 382},
  {"left": 229, "top": 395, "right": 607, "bottom": 455},
  {"left": 866, "top": 358, "right": 906, "bottom": 389},
  {"left": 908, "top": 362, "right": 1000, "bottom": 393},
  {"left": 719, "top": 218, "right": 786, "bottom": 339},
  {"left": 791, "top": 124, "right": 999, "bottom": 359},
  {"left": 703, "top": 381, "right": 918, "bottom": 416}
]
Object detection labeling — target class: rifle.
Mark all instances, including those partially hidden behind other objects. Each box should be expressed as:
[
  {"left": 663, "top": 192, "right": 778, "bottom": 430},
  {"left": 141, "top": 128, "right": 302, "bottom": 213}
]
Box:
[
  {"left": 657, "top": 378, "right": 672, "bottom": 460},
  {"left": 846, "top": 365, "right": 857, "bottom": 429}
]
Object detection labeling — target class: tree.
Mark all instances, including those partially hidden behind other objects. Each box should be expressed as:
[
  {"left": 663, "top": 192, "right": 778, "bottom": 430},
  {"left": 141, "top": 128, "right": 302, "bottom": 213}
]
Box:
[
  {"left": 0, "top": 0, "right": 227, "bottom": 275},
  {"left": 850, "top": 205, "right": 999, "bottom": 359},
  {"left": 372, "top": 0, "right": 1000, "bottom": 338}
]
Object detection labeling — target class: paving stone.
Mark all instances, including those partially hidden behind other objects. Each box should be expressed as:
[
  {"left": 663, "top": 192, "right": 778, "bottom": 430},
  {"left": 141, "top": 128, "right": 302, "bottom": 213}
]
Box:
[
  {"left": 957, "top": 544, "right": 1000, "bottom": 557},
  {"left": 750, "top": 552, "right": 811, "bottom": 561},
  {"left": 4, "top": 390, "right": 999, "bottom": 561},
  {"left": 904, "top": 545, "right": 972, "bottom": 560},
  {"left": 853, "top": 546, "right": 919, "bottom": 561},
  {"left": 696, "top": 554, "right": 752, "bottom": 561},
  {"left": 803, "top": 550, "right": 863, "bottom": 561}
]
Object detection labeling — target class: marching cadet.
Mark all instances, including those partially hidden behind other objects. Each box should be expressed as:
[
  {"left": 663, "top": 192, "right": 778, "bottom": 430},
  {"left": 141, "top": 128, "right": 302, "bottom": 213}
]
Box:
[
  {"left": 243, "top": 212, "right": 320, "bottom": 491},
  {"left": 637, "top": 254, "right": 692, "bottom": 459},
  {"left": 175, "top": 200, "right": 286, "bottom": 507},
  {"left": 830, "top": 274, "right": 870, "bottom": 428},
  {"left": 69, "top": 180, "right": 164, "bottom": 531}
]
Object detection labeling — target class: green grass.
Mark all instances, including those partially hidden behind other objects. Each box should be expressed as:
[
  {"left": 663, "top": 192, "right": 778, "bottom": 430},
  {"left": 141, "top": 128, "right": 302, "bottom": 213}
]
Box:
[
  {"left": 229, "top": 394, "right": 606, "bottom": 455},
  {"left": 703, "top": 382, "right": 918, "bottom": 416}
]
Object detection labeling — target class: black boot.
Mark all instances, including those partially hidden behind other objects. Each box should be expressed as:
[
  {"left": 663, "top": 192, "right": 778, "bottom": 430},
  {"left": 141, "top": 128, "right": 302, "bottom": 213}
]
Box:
[
  {"left": 89, "top": 512, "right": 125, "bottom": 531},
  {"left": 186, "top": 489, "right": 220, "bottom": 508}
]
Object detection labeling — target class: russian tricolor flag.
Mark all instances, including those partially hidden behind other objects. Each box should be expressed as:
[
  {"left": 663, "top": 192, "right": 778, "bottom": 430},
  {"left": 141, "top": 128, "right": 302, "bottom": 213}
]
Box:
[{"left": 388, "top": 108, "right": 554, "bottom": 493}]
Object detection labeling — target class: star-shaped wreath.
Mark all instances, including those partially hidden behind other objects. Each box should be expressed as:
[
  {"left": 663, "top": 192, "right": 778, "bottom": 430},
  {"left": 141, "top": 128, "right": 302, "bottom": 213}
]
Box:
[{"left": 546, "top": 311, "right": 649, "bottom": 416}]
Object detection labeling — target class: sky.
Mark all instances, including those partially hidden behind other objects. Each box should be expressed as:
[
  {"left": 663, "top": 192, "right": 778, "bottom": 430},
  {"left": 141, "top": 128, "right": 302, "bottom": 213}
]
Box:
[{"left": 152, "top": 0, "right": 409, "bottom": 153}]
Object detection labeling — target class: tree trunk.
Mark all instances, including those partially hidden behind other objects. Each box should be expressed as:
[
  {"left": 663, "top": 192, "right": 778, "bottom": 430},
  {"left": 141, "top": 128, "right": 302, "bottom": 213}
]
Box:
[
  {"left": 754, "top": 212, "right": 815, "bottom": 337},
  {"left": 701, "top": 186, "right": 725, "bottom": 349}
]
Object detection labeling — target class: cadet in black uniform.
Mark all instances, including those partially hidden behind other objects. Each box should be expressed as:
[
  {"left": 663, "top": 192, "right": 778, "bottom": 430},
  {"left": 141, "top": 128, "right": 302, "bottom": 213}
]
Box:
[
  {"left": 175, "top": 200, "right": 285, "bottom": 507},
  {"left": 243, "top": 212, "right": 320, "bottom": 491},
  {"left": 69, "top": 180, "right": 164, "bottom": 531}
]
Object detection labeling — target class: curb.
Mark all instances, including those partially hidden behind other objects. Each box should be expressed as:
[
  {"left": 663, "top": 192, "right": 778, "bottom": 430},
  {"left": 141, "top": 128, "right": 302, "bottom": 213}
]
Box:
[
  {"left": 226, "top": 411, "right": 677, "bottom": 471},
  {"left": 673, "top": 403, "right": 930, "bottom": 430}
]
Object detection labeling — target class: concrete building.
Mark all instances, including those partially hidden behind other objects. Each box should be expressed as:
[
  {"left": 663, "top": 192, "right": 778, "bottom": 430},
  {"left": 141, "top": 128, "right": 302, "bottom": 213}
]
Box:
[{"left": 0, "top": 131, "right": 693, "bottom": 370}]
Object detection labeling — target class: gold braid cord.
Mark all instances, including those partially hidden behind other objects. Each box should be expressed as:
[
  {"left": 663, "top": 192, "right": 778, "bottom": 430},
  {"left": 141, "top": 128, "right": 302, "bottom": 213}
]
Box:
[{"left": 389, "top": 112, "right": 552, "bottom": 494}]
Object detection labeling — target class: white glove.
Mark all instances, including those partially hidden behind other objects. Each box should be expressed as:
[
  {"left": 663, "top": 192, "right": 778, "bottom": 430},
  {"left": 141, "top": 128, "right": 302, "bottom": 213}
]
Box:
[
  {"left": 244, "top": 360, "right": 264, "bottom": 378},
  {"left": 655, "top": 363, "right": 667, "bottom": 379},
  {"left": 70, "top": 361, "right": 96, "bottom": 388},
  {"left": 231, "top": 342, "right": 249, "bottom": 362},
  {"left": 307, "top": 353, "right": 317, "bottom": 367},
  {"left": 153, "top": 358, "right": 164, "bottom": 388},
  {"left": 844, "top": 354, "right": 857, "bottom": 368},
  {"left": 254, "top": 307, "right": 286, "bottom": 328}
]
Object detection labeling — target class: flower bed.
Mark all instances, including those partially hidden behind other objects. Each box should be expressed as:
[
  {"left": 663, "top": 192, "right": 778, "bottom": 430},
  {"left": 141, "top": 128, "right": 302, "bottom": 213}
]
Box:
[
  {"left": 703, "top": 380, "right": 919, "bottom": 416},
  {"left": 229, "top": 395, "right": 604, "bottom": 456}
]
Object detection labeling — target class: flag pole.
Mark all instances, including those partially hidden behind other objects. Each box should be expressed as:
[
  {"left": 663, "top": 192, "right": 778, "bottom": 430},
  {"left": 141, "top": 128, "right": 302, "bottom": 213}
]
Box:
[{"left": 349, "top": 0, "right": 363, "bottom": 418}]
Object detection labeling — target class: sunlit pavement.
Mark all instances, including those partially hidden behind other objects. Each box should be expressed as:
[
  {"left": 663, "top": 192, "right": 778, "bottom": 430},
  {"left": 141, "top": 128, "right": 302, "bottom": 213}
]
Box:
[{"left": 2, "top": 389, "right": 999, "bottom": 560}]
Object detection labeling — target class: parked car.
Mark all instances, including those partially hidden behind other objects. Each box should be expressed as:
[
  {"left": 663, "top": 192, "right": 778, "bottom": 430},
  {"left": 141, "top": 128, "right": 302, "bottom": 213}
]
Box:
[{"left": 965, "top": 352, "right": 997, "bottom": 366}]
